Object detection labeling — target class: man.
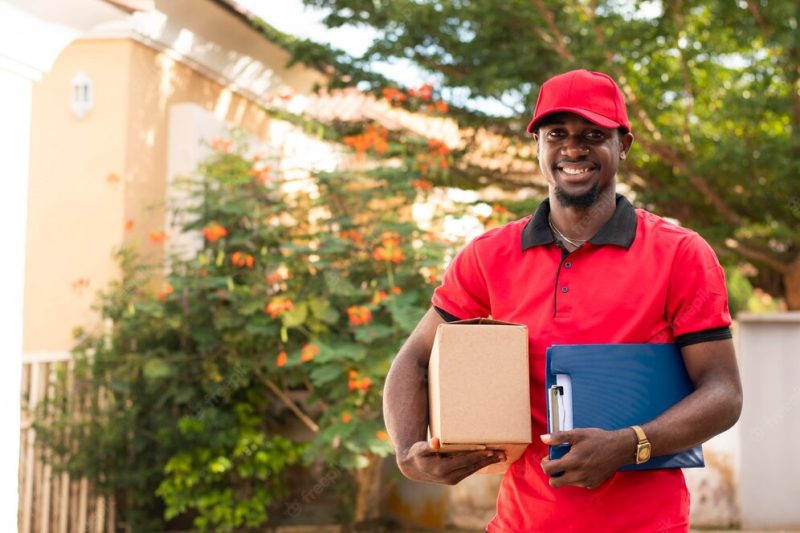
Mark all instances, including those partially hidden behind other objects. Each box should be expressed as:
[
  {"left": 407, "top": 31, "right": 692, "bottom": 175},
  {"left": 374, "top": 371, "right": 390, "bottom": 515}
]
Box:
[{"left": 383, "top": 69, "right": 742, "bottom": 532}]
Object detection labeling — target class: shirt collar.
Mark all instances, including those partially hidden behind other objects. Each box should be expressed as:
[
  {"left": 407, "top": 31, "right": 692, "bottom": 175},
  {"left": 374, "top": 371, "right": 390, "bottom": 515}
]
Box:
[{"left": 521, "top": 193, "right": 638, "bottom": 251}]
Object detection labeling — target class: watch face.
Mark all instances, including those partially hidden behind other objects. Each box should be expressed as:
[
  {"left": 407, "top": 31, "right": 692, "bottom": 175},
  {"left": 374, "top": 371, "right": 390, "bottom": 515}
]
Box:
[{"left": 637, "top": 446, "right": 651, "bottom": 462}]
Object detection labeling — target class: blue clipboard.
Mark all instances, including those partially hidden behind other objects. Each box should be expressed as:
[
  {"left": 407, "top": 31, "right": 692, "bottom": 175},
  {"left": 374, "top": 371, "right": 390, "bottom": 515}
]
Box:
[{"left": 545, "top": 343, "right": 704, "bottom": 471}]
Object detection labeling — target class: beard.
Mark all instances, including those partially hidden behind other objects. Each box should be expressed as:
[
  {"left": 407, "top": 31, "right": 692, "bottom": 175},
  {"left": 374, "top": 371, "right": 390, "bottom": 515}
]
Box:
[{"left": 554, "top": 182, "right": 601, "bottom": 209}]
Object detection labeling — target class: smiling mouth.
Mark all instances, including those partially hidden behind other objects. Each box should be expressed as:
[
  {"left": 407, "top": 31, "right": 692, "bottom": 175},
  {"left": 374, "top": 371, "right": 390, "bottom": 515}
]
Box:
[
  {"left": 556, "top": 164, "right": 597, "bottom": 177},
  {"left": 559, "top": 167, "right": 594, "bottom": 175}
]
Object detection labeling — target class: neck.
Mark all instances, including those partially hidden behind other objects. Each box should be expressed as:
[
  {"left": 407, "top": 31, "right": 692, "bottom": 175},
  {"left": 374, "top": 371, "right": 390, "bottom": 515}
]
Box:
[{"left": 548, "top": 188, "right": 617, "bottom": 241}]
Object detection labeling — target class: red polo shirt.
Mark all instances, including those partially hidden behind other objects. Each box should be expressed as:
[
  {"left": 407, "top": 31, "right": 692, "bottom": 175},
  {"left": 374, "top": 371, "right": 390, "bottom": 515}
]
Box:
[{"left": 432, "top": 195, "right": 732, "bottom": 533}]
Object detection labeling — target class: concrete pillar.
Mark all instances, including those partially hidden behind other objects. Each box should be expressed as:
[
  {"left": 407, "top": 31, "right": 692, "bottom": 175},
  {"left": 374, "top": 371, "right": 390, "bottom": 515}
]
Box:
[
  {"left": 0, "top": 1, "right": 127, "bottom": 528},
  {"left": 738, "top": 312, "right": 800, "bottom": 529}
]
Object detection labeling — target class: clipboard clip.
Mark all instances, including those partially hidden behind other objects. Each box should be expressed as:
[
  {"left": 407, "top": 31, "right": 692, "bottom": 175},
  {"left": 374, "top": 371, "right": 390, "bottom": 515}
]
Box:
[{"left": 548, "top": 385, "right": 563, "bottom": 433}]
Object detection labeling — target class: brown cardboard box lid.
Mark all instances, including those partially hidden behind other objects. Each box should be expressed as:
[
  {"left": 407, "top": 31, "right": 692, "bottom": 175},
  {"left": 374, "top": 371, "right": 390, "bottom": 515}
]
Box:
[{"left": 428, "top": 319, "right": 532, "bottom": 448}]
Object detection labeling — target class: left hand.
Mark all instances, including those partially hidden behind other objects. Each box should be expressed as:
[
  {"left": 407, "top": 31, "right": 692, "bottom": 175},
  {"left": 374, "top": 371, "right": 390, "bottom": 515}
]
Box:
[{"left": 539, "top": 428, "right": 634, "bottom": 489}]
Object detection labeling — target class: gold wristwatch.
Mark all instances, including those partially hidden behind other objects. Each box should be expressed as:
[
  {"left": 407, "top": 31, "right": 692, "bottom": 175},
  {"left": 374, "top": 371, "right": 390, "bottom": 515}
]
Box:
[{"left": 631, "top": 425, "right": 651, "bottom": 464}]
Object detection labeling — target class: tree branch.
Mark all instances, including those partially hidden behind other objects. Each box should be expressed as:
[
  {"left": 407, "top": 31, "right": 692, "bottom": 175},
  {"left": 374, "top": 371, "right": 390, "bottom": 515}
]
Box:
[
  {"left": 530, "top": 0, "right": 575, "bottom": 62},
  {"left": 672, "top": 0, "right": 695, "bottom": 151},
  {"left": 725, "top": 238, "right": 789, "bottom": 274},
  {"left": 261, "top": 374, "right": 320, "bottom": 433},
  {"left": 745, "top": 0, "right": 770, "bottom": 34}
]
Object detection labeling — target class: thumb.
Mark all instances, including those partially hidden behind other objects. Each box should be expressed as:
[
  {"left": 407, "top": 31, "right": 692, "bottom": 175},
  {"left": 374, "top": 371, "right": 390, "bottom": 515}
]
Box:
[{"left": 540, "top": 431, "right": 574, "bottom": 445}]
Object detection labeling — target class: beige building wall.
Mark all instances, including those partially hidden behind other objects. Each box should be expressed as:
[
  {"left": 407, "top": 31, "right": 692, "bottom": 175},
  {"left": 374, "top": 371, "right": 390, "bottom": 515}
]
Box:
[
  {"left": 24, "top": 35, "right": 322, "bottom": 352},
  {"left": 24, "top": 39, "right": 130, "bottom": 352}
]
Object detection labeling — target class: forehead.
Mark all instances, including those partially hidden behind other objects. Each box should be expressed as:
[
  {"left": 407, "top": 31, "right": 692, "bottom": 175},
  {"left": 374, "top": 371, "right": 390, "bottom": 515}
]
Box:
[{"left": 538, "top": 112, "right": 609, "bottom": 131}]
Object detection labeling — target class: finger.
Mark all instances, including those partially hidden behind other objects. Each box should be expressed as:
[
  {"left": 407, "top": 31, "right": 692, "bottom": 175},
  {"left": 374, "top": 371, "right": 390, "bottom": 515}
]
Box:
[
  {"left": 433, "top": 449, "right": 502, "bottom": 475},
  {"left": 447, "top": 453, "right": 503, "bottom": 484},
  {"left": 429, "top": 437, "right": 441, "bottom": 451},
  {"left": 541, "top": 430, "right": 578, "bottom": 446},
  {"left": 540, "top": 456, "right": 569, "bottom": 476},
  {"left": 406, "top": 440, "right": 442, "bottom": 457},
  {"left": 548, "top": 471, "right": 586, "bottom": 488}
]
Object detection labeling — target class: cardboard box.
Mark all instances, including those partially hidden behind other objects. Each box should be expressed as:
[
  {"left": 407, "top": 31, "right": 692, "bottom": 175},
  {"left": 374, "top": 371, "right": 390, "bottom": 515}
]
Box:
[{"left": 428, "top": 318, "right": 531, "bottom": 474}]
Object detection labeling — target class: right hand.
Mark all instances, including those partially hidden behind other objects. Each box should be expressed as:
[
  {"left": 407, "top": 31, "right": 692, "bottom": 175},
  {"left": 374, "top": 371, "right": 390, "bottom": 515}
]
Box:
[{"left": 396, "top": 438, "right": 506, "bottom": 485}]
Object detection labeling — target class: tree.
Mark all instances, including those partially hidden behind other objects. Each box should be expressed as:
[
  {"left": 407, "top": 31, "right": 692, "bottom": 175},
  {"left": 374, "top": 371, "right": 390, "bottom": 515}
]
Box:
[{"left": 284, "top": 0, "right": 800, "bottom": 308}]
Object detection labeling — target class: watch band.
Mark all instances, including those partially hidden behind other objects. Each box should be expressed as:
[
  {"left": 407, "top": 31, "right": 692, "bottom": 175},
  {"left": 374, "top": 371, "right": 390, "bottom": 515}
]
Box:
[{"left": 631, "top": 425, "right": 647, "bottom": 443}]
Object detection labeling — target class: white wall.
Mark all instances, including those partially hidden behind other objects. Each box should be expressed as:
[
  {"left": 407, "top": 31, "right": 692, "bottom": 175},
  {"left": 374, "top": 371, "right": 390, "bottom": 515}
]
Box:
[
  {"left": 738, "top": 312, "right": 800, "bottom": 529},
  {"left": 0, "top": 1, "right": 128, "bottom": 528}
]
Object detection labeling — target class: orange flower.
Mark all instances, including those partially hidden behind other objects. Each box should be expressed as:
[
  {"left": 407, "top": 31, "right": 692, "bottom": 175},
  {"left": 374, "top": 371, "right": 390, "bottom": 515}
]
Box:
[
  {"left": 158, "top": 282, "right": 174, "bottom": 301},
  {"left": 418, "top": 83, "right": 433, "bottom": 101},
  {"left": 382, "top": 86, "right": 407, "bottom": 104},
  {"left": 348, "top": 374, "right": 372, "bottom": 391},
  {"left": 341, "top": 412, "right": 352, "bottom": 424},
  {"left": 275, "top": 351, "right": 287, "bottom": 368},
  {"left": 265, "top": 297, "right": 294, "bottom": 319},
  {"left": 410, "top": 179, "right": 434, "bottom": 191},
  {"left": 124, "top": 219, "right": 135, "bottom": 232},
  {"left": 249, "top": 163, "right": 273, "bottom": 184},
  {"left": 375, "top": 430, "right": 389, "bottom": 441},
  {"left": 390, "top": 286, "right": 402, "bottom": 295},
  {"left": 71, "top": 278, "right": 90, "bottom": 292},
  {"left": 231, "top": 252, "right": 254, "bottom": 268},
  {"left": 428, "top": 139, "right": 451, "bottom": 156},
  {"left": 347, "top": 306, "right": 372, "bottom": 326},
  {"left": 343, "top": 124, "right": 389, "bottom": 156},
  {"left": 372, "top": 247, "right": 403, "bottom": 263},
  {"left": 340, "top": 229, "right": 365, "bottom": 244},
  {"left": 301, "top": 343, "right": 319, "bottom": 363},
  {"left": 202, "top": 222, "right": 228, "bottom": 243},
  {"left": 148, "top": 231, "right": 167, "bottom": 243},
  {"left": 373, "top": 136, "right": 389, "bottom": 154},
  {"left": 372, "top": 290, "right": 388, "bottom": 305},
  {"left": 435, "top": 101, "right": 449, "bottom": 113},
  {"left": 373, "top": 236, "right": 404, "bottom": 263},
  {"left": 198, "top": 268, "right": 209, "bottom": 277},
  {"left": 210, "top": 137, "right": 235, "bottom": 153}
]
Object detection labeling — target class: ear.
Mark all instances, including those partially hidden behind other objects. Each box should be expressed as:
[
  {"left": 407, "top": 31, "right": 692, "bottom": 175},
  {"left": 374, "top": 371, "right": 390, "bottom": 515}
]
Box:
[{"left": 619, "top": 131, "right": 634, "bottom": 160}]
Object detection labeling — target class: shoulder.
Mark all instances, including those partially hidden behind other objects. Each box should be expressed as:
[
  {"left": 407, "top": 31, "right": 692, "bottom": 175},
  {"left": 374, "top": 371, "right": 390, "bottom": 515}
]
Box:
[
  {"left": 635, "top": 208, "right": 718, "bottom": 260},
  {"left": 469, "top": 216, "right": 531, "bottom": 254},
  {"left": 636, "top": 208, "right": 705, "bottom": 246}
]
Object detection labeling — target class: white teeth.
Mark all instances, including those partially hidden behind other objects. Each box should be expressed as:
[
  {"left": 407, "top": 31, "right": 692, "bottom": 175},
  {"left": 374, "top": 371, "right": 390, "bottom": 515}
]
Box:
[{"left": 560, "top": 167, "right": 593, "bottom": 175}]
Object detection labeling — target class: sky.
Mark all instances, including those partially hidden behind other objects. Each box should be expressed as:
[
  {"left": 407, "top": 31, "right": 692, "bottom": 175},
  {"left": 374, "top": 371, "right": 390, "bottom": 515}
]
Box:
[{"left": 234, "top": 0, "right": 516, "bottom": 116}]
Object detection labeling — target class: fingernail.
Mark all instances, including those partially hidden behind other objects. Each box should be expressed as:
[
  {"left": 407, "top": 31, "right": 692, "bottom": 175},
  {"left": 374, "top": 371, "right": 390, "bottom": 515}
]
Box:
[{"left": 540, "top": 434, "right": 551, "bottom": 443}]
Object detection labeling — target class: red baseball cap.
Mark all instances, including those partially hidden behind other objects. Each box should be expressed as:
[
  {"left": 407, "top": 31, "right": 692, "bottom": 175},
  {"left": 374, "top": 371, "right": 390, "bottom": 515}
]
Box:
[{"left": 526, "top": 69, "right": 631, "bottom": 134}]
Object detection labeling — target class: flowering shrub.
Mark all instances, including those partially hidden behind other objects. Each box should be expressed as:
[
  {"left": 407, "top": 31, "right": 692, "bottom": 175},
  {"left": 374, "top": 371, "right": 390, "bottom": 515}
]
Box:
[{"left": 37, "top": 129, "right": 450, "bottom": 530}]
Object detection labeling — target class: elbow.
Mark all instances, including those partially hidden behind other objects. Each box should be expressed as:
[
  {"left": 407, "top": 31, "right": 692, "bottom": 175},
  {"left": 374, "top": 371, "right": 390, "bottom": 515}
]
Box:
[{"left": 722, "top": 385, "right": 743, "bottom": 431}]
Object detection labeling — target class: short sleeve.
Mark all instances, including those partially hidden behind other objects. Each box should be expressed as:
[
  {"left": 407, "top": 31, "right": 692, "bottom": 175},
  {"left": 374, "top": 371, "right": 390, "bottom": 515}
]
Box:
[
  {"left": 432, "top": 239, "right": 491, "bottom": 319},
  {"left": 666, "top": 233, "right": 732, "bottom": 338}
]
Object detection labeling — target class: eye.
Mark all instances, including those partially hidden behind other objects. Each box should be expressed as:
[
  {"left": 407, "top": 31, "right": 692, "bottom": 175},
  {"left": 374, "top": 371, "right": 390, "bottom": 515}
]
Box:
[
  {"left": 585, "top": 130, "right": 606, "bottom": 140},
  {"left": 546, "top": 128, "right": 566, "bottom": 139}
]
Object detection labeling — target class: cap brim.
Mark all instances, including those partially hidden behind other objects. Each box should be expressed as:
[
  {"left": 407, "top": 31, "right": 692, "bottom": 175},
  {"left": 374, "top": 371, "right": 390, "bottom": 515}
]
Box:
[{"left": 526, "top": 107, "right": 623, "bottom": 134}]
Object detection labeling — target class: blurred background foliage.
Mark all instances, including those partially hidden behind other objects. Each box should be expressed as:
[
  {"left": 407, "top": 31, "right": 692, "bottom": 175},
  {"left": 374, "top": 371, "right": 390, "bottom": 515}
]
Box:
[{"left": 265, "top": 0, "right": 799, "bottom": 309}]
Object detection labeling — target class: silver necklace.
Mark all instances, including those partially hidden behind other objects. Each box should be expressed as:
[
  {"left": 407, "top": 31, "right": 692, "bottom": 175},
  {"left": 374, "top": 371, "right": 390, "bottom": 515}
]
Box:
[{"left": 548, "top": 216, "right": 588, "bottom": 248}]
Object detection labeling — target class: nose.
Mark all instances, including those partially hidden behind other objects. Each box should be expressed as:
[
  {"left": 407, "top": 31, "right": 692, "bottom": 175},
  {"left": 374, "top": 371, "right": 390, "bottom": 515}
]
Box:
[{"left": 560, "top": 135, "right": 589, "bottom": 157}]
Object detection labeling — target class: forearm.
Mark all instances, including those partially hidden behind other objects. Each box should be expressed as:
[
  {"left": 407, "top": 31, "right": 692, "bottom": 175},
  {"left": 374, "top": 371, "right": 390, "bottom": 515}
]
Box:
[
  {"left": 643, "top": 378, "right": 742, "bottom": 457},
  {"left": 383, "top": 308, "right": 443, "bottom": 454},
  {"left": 641, "top": 338, "right": 742, "bottom": 458}
]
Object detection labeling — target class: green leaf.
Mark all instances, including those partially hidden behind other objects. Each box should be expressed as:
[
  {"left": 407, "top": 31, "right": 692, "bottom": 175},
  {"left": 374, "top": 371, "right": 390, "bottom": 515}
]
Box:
[
  {"left": 354, "top": 324, "right": 394, "bottom": 343},
  {"left": 324, "top": 271, "right": 361, "bottom": 296},
  {"left": 281, "top": 301, "right": 308, "bottom": 328},
  {"left": 309, "top": 364, "right": 343, "bottom": 387},
  {"left": 143, "top": 358, "right": 172, "bottom": 380},
  {"left": 309, "top": 298, "right": 339, "bottom": 324}
]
